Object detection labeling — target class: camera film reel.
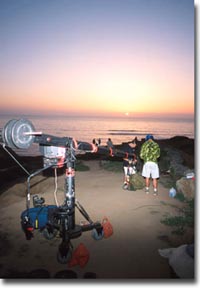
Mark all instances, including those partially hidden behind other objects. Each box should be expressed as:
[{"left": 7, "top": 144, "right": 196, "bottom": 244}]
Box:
[{"left": 2, "top": 119, "right": 36, "bottom": 149}]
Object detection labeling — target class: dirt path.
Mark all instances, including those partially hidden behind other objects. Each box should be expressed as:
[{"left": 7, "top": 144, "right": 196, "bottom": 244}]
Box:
[{"left": 0, "top": 160, "right": 187, "bottom": 279}]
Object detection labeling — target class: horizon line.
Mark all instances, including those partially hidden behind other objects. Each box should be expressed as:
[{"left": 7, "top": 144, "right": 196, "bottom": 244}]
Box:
[{"left": 0, "top": 110, "right": 194, "bottom": 120}]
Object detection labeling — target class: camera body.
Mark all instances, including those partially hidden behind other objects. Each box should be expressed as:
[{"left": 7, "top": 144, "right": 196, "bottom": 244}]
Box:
[{"left": 40, "top": 145, "right": 66, "bottom": 168}]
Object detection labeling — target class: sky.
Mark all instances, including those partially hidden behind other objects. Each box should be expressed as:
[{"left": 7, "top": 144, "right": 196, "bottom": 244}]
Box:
[{"left": 0, "top": 0, "right": 195, "bottom": 118}]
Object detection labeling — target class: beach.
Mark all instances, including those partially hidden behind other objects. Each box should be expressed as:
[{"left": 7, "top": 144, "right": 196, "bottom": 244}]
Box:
[{"left": 0, "top": 138, "right": 194, "bottom": 279}]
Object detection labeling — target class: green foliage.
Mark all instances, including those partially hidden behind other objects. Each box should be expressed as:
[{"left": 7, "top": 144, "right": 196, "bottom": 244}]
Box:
[
  {"left": 169, "top": 167, "right": 176, "bottom": 178},
  {"left": 160, "top": 198, "right": 194, "bottom": 235},
  {"left": 75, "top": 161, "right": 90, "bottom": 171},
  {"left": 159, "top": 175, "right": 176, "bottom": 189},
  {"left": 174, "top": 192, "right": 186, "bottom": 202},
  {"left": 100, "top": 160, "right": 122, "bottom": 172},
  {"left": 129, "top": 174, "right": 145, "bottom": 190}
]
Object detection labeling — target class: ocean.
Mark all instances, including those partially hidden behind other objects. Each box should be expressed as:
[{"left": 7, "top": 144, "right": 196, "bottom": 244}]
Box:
[{"left": 0, "top": 114, "right": 194, "bottom": 156}]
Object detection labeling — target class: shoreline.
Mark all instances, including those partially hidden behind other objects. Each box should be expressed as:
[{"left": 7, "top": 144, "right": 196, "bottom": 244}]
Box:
[{"left": 0, "top": 135, "right": 194, "bottom": 193}]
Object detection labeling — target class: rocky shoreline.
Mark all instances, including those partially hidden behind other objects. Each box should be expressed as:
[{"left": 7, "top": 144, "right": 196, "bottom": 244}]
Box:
[{"left": 0, "top": 136, "right": 194, "bottom": 193}]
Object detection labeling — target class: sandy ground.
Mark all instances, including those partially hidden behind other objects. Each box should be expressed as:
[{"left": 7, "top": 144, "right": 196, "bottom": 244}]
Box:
[{"left": 0, "top": 160, "right": 191, "bottom": 279}]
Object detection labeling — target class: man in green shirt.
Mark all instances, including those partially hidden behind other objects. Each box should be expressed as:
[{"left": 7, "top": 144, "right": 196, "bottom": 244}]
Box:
[{"left": 140, "top": 134, "right": 160, "bottom": 195}]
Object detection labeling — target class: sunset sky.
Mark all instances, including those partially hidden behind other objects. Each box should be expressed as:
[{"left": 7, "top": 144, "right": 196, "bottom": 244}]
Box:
[{"left": 0, "top": 0, "right": 194, "bottom": 118}]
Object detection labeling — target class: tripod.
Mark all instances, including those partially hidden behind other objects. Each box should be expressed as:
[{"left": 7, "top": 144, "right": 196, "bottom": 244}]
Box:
[{"left": 40, "top": 138, "right": 103, "bottom": 263}]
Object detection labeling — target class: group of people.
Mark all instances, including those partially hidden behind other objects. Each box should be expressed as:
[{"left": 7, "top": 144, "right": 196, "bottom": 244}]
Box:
[{"left": 121, "top": 134, "right": 160, "bottom": 195}]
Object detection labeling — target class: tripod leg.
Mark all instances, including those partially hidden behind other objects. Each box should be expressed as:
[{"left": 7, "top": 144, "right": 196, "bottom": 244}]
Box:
[
  {"left": 57, "top": 240, "right": 73, "bottom": 264},
  {"left": 75, "top": 200, "right": 104, "bottom": 239},
  {"left": 75, "top": 200, "right": 93, "bottom": 223}
]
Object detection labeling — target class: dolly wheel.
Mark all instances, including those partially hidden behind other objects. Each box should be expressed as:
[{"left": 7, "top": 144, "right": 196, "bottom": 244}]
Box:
[
  {"left": 57, "top": 243, "right": 72, "bottom": 264},
  {"left": 91, "top": 228, "right": 104, "bottom": 240}
]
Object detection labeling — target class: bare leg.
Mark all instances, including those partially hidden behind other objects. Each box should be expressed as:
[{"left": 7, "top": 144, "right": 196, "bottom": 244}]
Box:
[
  {"left": 123, "top": 167, "right": 129, "bottom": 189},
  {"left": 144, "top": 177, "right": 150, "bottom": 194},
  {"left": 124, "top": 175, "right": 129, "bottom": 183},
  {"left": 152, "top": 178, "right": 158, "bottom": 195},
  {"left": 152, "top": 178, "right": 157, "bottom": 189},
  {"left": 145, "top": 177, "right": 150, "bottom": 188},
  {"left": 124, "top": 167, "right": 128, "bottom": 183}
]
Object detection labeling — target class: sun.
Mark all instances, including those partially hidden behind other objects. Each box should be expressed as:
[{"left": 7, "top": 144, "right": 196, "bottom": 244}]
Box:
[{"left": 125, "top": 112, "right": 129, "bottom": 116}]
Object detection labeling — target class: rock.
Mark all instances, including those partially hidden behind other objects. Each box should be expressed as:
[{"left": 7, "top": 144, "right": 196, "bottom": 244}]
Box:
[
  {"left": 158, "top": 137, "right": 194, "bottom": 169},
  {"left": 158, "top": 244, "right": 194, "bottom": 278},
  {"left": 164, "top": 148, "right": 189, "bottom": 178},
  {"left": 176, "top": 177, "right": 195, "bottom": 200}
]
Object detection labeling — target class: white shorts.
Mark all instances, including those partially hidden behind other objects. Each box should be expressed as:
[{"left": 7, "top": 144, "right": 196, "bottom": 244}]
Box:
[
  {"left": 124, "top": 166, "right": 135, "bottom": 176},
  {"left": 142, "top": 161, "right": 159, "bottom": 179}
]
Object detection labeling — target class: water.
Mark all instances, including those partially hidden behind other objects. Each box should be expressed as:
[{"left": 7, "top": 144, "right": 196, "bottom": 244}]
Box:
[{"left": 0, "top": 114, "right": 194, "bottom": 156}]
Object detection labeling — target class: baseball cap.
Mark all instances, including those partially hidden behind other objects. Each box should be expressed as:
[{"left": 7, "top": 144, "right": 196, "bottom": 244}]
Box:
[{"left": 145, "top": 134, "right": 154, "bottom": 141}]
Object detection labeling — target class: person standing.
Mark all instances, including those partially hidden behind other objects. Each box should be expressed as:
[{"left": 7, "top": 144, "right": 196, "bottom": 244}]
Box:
[
  {"left": 122, "top": 139, "right": 137, "bottom": 190},
  {"left": 140, "top": 134, "right": 160, "bottom": 195},
  {"left": 106, "top": 138, "right": 114, "bottom": 148}
]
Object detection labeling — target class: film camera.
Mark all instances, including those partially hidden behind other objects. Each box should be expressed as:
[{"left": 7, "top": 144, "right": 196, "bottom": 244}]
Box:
[{"left": 0, "top": 119, "right": 104, "bottom": 263}]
